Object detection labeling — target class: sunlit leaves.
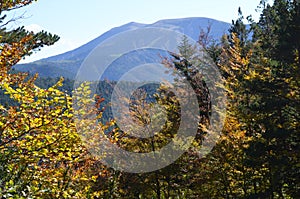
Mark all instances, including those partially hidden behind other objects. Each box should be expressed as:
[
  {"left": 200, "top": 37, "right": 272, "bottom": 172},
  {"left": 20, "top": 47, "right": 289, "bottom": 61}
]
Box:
[
  {"left": 0, "top": 0, "right": 36, "bottom": 11},
  {"left": 0, "top": 1, "right": 94, "bottom": 197}
]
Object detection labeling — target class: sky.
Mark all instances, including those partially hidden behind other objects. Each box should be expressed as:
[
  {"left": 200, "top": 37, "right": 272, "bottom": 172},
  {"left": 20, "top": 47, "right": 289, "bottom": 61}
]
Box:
[{"left": 7, "top": 0, "right": 266, "bottom": 63}]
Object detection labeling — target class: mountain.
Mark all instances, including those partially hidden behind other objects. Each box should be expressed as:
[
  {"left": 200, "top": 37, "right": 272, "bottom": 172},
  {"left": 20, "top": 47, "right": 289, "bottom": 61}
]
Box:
[{"left": 16, "top": 17, "right": 231, "bottom": 79}]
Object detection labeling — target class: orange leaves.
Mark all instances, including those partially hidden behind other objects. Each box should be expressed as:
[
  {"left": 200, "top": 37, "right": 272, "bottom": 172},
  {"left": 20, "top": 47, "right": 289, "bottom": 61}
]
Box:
[
  {"left": 0, "top": 0, "right": 36, "bottom": 11},
  {"left": 0, "top": 2, "right": 97, "bottom": 197},
  {"left": 0, "top": 70, "right": 92, "bottom": 196},
  {"left": 219, "top": 34, "right": 253, "bottom": 81},
  {"left": 0, "top": 35, "right": 36, "bottom": 95},
  {"left": 1, "top": 35, "right": 34, "bottom": 65}
]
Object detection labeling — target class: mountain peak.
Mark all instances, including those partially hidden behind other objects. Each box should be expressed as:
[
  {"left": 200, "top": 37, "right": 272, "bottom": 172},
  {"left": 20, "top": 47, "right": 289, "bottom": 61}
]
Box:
[{"left": 16, "top": 17, "right": 231, "bottom": 79}]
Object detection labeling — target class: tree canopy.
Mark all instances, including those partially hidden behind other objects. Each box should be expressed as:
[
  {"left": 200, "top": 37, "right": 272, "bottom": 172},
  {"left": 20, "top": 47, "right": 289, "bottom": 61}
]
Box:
[{"left": 0, "top": 0, "right": 299, "bottom": 198}]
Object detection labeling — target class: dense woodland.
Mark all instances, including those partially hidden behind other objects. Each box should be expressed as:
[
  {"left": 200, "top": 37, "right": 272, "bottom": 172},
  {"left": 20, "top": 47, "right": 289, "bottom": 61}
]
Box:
[{"left": 0, "top": 0, "right": 299, "bottom": 198}]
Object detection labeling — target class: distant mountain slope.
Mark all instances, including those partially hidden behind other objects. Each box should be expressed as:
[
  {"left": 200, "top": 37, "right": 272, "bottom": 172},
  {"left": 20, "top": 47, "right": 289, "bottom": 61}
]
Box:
[{"left": 16, "top": 17, "right": 231, "bottom": 79}]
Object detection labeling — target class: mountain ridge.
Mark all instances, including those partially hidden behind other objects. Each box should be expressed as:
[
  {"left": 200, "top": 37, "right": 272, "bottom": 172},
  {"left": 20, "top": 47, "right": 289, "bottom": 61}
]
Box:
[{"left": 16, "top": 17, "right": 232, "bottom": 79}]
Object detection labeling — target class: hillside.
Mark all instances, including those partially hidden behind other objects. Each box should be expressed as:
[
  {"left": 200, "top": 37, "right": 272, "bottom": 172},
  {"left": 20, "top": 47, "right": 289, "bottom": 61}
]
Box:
[{"left": 16, "top": 17, "right": 231, "bottom": 79}]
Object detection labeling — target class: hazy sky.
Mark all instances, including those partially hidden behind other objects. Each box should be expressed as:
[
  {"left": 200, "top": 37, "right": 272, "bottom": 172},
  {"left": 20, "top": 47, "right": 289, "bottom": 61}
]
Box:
[{"left": 8, "top": 0, "right": 266, "bottom": 63}]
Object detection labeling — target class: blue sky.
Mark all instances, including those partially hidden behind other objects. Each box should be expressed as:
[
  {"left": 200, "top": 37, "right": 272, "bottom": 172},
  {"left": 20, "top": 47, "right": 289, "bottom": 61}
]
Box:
[{"left": 9, "top": 0, "right": 266, "bottom": 63}]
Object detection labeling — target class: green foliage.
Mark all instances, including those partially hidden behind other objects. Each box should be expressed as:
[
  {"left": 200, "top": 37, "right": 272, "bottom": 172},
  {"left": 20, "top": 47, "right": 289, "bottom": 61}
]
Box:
[
  {"left": 0, "top": 1, "right": 103, "bottom": 198},
  {"left": 196, "top": 1, "right": 300, "bottom": 198},
  {"left": 0, "top": 0, "right": 299, "bottom": 198}
]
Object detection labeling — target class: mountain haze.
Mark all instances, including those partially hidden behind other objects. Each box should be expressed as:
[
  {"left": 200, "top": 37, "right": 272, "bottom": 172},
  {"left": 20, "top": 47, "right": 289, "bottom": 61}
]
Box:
[{"left": 16, "top": 17, "right": 231, "bottom": 79}]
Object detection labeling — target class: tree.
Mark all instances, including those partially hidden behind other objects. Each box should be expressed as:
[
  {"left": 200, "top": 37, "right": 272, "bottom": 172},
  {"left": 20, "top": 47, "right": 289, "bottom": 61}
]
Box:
[
  {"left": 212, "top": 1, "right": 300, "bottom": 197},
  {"left": 0, "top": 1, "right": 112, "bottom": 198},
  {"left": 186, "top": 1, "right": 300, "bottom": 198},
  {"left": 245, "top": 1, "right": 300, "bottom": 197}
]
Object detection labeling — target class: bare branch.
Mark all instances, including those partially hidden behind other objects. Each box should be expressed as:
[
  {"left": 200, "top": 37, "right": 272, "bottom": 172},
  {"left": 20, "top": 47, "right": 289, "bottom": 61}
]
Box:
[{"left": 0, "top": 12, "right": 27, "bottom": 28}]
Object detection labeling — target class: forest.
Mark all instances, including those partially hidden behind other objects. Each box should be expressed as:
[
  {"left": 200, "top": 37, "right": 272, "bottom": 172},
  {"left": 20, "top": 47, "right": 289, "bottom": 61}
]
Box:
[{"left": 0, "top": 0, "right": 299, "bottom": 198}]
